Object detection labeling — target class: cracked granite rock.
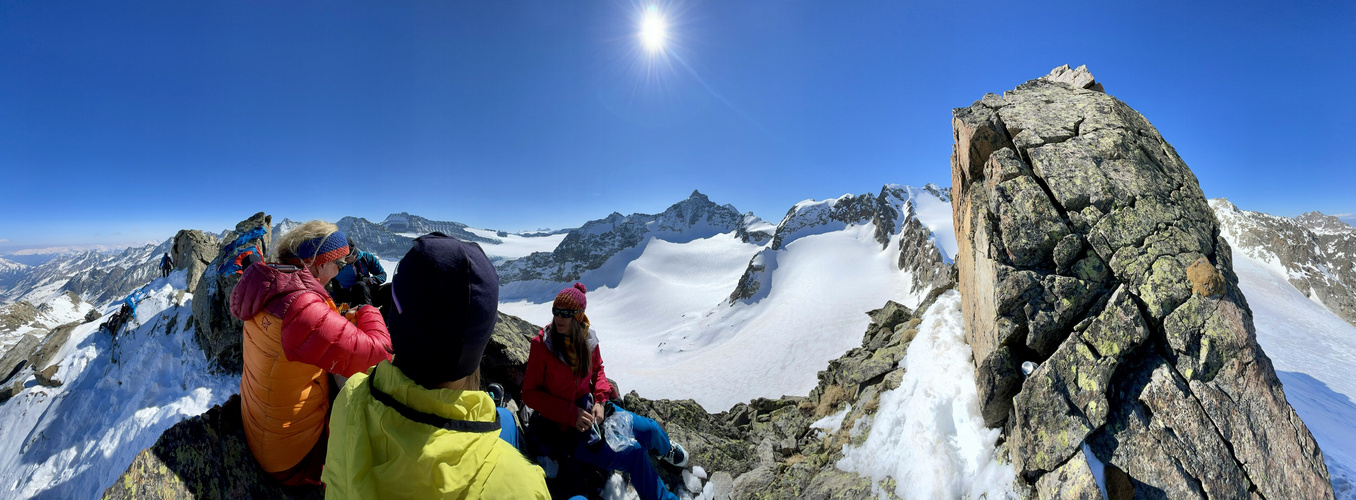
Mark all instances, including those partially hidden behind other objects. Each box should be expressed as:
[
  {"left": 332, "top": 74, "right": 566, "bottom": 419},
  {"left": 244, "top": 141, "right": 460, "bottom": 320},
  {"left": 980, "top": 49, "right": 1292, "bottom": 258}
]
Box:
[{"left": 951, "top": 65, "right": 1332, "bottom": 498}]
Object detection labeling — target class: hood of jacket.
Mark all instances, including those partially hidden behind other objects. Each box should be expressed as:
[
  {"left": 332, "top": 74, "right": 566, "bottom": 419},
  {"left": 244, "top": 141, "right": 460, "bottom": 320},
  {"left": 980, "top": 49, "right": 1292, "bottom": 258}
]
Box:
[{"left": 229, "top": 262, "right": 328, "bottom": 321}]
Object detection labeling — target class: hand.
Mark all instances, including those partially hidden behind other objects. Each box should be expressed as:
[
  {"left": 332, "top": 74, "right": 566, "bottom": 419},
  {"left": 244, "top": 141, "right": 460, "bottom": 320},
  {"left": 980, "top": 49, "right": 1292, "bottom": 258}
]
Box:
[
  {"left": 574, "top": 408, "right": 595, "bottom": 432},
  {"left": 592, "top": 402, "right": 606, "bottom": 423}
]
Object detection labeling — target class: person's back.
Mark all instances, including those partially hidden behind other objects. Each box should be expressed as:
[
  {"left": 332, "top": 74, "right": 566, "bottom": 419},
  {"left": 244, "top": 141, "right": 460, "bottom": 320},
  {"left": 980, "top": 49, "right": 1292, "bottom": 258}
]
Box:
[
  {"left": 323, "top": 232, "right": 548, "bottom": 499},
  {"left": 325, "top": 362, "right": 546, "bottom": 499}
]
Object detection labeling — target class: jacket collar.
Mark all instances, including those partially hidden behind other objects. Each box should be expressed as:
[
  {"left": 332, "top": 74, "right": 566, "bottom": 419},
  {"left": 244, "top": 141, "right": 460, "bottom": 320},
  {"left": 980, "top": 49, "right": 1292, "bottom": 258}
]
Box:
[
  {"left": 368, "top": 360, "right": 496, "bottom": 424},
  {"left": 542, "top": 325, "right": 599, "bottom": 361}
]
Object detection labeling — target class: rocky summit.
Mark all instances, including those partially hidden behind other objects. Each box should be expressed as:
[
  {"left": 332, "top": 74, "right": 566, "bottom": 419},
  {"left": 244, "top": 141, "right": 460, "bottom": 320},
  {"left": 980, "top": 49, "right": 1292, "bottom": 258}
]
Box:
[{"left": 951, "top": 65, "right": 1332, "bottom": 497}]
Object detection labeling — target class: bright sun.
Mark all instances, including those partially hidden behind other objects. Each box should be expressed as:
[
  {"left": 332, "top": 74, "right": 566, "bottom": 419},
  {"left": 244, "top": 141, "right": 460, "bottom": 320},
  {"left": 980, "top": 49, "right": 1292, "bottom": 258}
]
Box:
[{"left": 640, "top": 5, "right": 667, "bottom": 52}]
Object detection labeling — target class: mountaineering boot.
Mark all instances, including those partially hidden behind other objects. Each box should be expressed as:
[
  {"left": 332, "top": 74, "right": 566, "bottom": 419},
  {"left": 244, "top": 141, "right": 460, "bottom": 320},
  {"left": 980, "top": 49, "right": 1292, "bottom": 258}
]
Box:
[{"left": 661, "top": 441, "right": 688, "bottom": 467}]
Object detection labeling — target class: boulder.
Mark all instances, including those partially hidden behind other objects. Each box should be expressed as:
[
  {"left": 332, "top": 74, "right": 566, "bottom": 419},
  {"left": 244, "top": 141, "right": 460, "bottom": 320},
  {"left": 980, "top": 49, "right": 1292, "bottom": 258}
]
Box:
[
  {"left": 34, "top": 364, "right": 61, "bottom": 387},
  {"left": 172, "top": 229, "right": 220, "bottom": 293},
  {"left": 951, "top": 65, "right": 1332, "bottom": 497},
  {"left": 84, "top": 309, "right": 102, "bottom": 323},
  {"left": 29, "top": 321, "right": 81, "bottom": 373},
  {"left": 480, "top": 312, "right": 539, "bottom": 402},
  {"left": 192, "top": 213, "right": 272, "bottom": 373}
]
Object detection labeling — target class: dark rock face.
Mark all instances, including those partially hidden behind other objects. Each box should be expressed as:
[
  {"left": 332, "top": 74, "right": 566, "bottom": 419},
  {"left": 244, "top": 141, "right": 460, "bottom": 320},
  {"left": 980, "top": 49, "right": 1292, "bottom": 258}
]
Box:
[
  {"left": 499, "top": 190, "right": 750, "bottom": 284},
  {"left": 192, "top": 213, "right": 272, "bottom": 373},
  {"left": 102, "top": 395, "right": 322, "bottom": 500},
  {"left": 1213, "top": 199, "right": 1356, "bottom": 328},
  {"left": 951, "top": 66, "right": 1332, "bottom": 497},
  {"left": 172, "top": 229, "right": 219, "bottom": 293}
]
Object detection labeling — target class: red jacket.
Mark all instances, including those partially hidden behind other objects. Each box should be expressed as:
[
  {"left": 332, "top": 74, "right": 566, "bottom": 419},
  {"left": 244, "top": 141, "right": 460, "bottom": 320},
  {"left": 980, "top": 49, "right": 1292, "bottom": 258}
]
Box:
[
  {"left": 522, "top": 327, "right": 614, "bottom": 429},
  {"left": 229, "top": 262, "right": 392, "bottom": 473}
]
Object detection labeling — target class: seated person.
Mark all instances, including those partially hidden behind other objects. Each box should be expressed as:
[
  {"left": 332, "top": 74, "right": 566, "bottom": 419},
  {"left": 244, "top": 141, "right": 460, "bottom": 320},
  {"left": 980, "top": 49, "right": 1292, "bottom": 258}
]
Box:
[
  {"left": 524, "top": 283, "right": 688, "bottom": 500},
  {"left": 229, "top": 220, "right": 392, "bottom": 486}
]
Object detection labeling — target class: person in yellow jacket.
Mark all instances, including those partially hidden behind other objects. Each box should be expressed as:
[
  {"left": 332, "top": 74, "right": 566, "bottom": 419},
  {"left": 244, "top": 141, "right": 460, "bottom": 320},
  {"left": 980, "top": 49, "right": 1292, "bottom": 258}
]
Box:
[{"left": 323, "top": 232, "right": 550, "bottom": 499}]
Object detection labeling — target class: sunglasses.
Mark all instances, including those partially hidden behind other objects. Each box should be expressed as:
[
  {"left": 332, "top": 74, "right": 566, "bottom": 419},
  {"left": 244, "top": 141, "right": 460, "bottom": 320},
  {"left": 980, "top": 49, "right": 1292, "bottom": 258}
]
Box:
[{"left": 552, "top": 308, "right": 582, "bottom": 318}]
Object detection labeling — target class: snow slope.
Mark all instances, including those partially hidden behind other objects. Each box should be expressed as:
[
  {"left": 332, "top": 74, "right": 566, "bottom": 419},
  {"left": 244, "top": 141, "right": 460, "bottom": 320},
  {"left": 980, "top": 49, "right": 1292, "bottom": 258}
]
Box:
[
  {"left": 1233, "top": 252, "right": 1356, "bottom": 498},
  {"left": 0, "top": 270, "right": 237, "bottom": 499}
]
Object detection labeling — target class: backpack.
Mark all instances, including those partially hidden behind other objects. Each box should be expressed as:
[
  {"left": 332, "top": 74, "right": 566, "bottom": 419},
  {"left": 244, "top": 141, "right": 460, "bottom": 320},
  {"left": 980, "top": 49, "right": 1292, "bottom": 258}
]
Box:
[{"left": 216, "top": 227, "right": 269, "bottom": 277}]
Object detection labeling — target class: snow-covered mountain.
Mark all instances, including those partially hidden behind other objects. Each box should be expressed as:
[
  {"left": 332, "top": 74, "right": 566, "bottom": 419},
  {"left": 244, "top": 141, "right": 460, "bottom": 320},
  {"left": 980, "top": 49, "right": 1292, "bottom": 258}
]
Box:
[
  {"left": 0, "top": 257, "right": 31, "bottom": 296},
  {"left": 498, "top": 185, "right": 956, "bottom": 411},
  {"left": 497, "top": 190, "right": 768, "bottom": 285},
  {"left": 1211, "top": 199, "right": 1356, "bottom": 327},
  {"left": 272, "top": 213, "right": 568, "bottom": 264},
  {"left": 0, "top": 240, "right": 174, "bottom": 309}
]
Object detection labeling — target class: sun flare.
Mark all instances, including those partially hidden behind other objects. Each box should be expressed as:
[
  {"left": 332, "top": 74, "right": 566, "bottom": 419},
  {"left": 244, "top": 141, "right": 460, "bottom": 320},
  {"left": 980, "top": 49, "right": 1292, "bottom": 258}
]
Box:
[{"left": 640, "top": 5, "right": 667, "bottom": 53}]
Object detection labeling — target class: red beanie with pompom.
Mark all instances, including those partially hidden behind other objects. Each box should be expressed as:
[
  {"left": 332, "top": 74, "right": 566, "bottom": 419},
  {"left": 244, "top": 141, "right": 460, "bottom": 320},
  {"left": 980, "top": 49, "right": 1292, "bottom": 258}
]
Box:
[{"left": 554, "top": 282, "right": 587, "bottom": 311}]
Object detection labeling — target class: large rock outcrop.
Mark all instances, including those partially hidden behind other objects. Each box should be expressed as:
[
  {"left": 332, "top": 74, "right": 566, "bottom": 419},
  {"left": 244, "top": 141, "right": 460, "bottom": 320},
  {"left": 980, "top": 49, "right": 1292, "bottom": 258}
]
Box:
[
  {"left": 192, "top": 212, "right": 272, "bottom": 372},
  {"left": 172, "top": 229, "right": 220, "bottom": 293},
  {"left": 952, "top": 65, "right": 1332, "bottom": 497}
]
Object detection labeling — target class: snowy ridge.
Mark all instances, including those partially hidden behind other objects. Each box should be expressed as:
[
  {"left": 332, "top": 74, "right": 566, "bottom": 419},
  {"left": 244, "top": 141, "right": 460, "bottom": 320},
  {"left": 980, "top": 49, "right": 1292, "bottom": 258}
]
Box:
[{"left": 0, "top": 270, "right": 237, "bottom": 499}]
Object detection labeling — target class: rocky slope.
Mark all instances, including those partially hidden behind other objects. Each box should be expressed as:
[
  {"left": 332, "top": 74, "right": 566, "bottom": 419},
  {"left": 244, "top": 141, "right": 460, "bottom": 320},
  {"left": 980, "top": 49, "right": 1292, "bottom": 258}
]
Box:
[
  {"left": 952, "top": 65, "right": 1332, "bottom": 497},
  {"left": 1212, "top": 199, "right": 1356, "bottom": 328},
  {"left": 498, "top": 190, "right": 769, "bottom": 284},
  {"left": 728, "top": 184, "right": 951, "bottom": 305}
]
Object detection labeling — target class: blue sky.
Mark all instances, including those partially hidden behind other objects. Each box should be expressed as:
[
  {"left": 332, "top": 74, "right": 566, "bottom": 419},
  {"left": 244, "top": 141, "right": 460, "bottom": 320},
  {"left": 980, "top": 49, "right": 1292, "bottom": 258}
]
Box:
[{"left": 1, "top": 1, "right": 1353, "bottom": 251}]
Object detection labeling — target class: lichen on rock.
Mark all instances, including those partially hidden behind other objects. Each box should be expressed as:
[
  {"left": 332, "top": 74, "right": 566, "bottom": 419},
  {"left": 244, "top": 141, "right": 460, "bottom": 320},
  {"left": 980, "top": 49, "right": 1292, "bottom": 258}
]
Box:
[{"left": 951, "top": 65, "right": 1333, "bottom": 497}]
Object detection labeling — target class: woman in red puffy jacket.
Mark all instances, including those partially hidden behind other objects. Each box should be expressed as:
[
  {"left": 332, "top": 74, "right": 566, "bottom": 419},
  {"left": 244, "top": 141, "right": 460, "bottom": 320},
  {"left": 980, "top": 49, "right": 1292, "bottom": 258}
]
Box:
[
  {"left": 229, "top": 220, "right": 392, "bottom": 486},
  {"left": 522, "top": 283, "right": 687, "bottom": 500}
]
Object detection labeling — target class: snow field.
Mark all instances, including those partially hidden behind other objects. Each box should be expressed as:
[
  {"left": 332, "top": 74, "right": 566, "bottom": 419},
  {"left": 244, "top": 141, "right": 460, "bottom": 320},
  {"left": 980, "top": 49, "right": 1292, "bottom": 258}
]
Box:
[{"left": 836, "top": 291, "right": 1014, "bottom": 499}]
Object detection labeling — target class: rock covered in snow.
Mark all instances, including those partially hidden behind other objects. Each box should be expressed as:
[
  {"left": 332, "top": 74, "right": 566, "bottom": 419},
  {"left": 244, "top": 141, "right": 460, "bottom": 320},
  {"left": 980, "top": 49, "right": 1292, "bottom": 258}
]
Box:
[
  {"left": 951, "top": 66, "right": 1332, "bottom": 497},
  {"left": 192, "top": 212, "right": 272, "bottom": 373},
  {"left": 1212, "top": 199, "right": 1356, "bottom": 328},
  {"left": 171, "top": 229, "right": 219, "bottom": 293}
]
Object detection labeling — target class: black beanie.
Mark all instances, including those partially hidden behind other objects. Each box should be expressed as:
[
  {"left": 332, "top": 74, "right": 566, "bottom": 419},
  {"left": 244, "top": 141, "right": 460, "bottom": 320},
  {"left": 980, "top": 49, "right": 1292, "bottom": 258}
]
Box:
[{"left": 387, "top": 232, "right": 499, "bottom": 388}]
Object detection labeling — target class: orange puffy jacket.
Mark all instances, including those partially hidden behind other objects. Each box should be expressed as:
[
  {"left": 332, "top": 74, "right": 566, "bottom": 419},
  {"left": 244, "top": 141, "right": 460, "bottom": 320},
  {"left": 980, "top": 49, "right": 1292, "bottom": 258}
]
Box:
[{"left": 229, "top": 262, "right": 392, "bottom": 474}]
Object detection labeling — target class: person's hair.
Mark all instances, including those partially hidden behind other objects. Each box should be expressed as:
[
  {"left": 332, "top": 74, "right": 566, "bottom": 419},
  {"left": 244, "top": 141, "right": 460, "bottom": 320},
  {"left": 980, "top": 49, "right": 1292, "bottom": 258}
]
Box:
[
  {"left": 273, "top": 220, "right": 339, "bottom": 265},
  {"left": 435, "top": 367, "right": 481, "bottom": 391},
  {"left": 552, "top": 317, "right": 592, "bottom": 379}
]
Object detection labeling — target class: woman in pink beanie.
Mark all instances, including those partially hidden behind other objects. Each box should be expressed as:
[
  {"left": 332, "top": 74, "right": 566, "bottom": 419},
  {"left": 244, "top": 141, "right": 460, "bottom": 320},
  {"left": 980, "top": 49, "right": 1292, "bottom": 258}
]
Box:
[{"left": 522, "top": 283, "right": 688, "bottom": 500}]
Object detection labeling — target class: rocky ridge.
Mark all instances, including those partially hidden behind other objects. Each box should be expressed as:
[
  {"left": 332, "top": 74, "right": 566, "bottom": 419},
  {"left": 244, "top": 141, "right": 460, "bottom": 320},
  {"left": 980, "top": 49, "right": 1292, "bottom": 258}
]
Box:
[
  {"left": 498, "top": 190, "right": 767, "bottom": 284},
  {"left": 952, "top": 65, "right": 1332, "bottom": 497},
  {"left": 1212, "top": 199, "right": 1356, "bottom": 327}
]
